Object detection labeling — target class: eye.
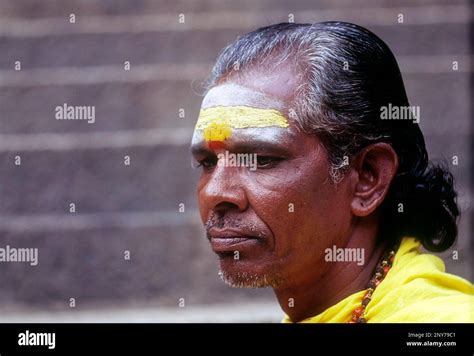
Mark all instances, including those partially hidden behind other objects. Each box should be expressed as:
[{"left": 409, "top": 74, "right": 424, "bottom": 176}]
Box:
[
  {"left": 196, "top": 157, "right": 217, "bottom": 170},
  {"left": 256, "top": 155, "right": 283, "bottom": 168}
]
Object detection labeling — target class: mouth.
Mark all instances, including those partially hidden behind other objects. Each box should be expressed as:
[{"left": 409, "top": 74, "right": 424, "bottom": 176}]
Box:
[{"left": 208, "top": 228, "right": 262, "bottom": 253}]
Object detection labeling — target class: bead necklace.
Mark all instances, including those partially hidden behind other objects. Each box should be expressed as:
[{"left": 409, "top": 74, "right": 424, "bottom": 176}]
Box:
[{"left": 348, "top": 244, "right": 399, "bottom": 323}]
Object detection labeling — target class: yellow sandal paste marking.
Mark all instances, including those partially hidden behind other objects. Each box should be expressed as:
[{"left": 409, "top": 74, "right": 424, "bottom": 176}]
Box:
[
  {"left": 196, "top": 106, "right": 289, "bottom": 143},
  {"left": 202, "top": 121, "right": 233, "bottom": 142}
]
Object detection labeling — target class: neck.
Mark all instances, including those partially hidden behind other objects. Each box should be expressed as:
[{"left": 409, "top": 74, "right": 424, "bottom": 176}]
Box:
[{"left": 274, "top": 224, "right": 387, "bottom": 322}]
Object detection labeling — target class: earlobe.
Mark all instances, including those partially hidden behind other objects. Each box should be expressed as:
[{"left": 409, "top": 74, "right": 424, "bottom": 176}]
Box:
[{"left": 350, "top": 143, "right": 399, "bottom": 217}]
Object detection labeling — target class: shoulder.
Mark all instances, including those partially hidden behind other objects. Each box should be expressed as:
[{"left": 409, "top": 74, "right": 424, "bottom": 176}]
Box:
[{"left": 367, "top": 238, "right": 474, "bottom": 323}]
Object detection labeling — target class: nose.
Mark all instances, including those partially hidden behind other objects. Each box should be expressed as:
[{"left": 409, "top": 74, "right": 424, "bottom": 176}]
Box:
[{"left": 199, "top": 163, "right": 249, "bottom": 215}]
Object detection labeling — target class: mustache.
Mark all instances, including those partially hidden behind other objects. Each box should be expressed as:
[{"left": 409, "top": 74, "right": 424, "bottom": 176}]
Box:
[{"left": 205, "top": 213, "right": 266, "bottom": 240}]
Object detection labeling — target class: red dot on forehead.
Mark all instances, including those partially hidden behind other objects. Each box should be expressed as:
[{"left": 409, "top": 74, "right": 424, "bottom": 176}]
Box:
[{"left": 208, "top": 141, "right": 227, "bottom": 150}]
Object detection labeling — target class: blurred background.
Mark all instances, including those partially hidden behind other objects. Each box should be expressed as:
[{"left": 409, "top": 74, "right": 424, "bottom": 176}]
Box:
[{"left": 0, "top": 0, "right": 471, "bottom": 322}]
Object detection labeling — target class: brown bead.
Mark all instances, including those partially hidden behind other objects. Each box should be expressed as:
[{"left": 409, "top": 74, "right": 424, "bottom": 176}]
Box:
[
  {"left": 356, "top": 317, "right": 367, "bottom": 323},
  {"left": 362, "top": 297, "right": 371, "bottom": 306}
]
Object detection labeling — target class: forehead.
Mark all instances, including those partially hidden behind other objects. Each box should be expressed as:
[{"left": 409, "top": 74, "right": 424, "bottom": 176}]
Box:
[
  {"left": 191, "top": 87, "right": 295, "bottom": 151},
  {"left": 202, "top": 83, "right": 285, "bottom": 111},
  {"left": 203, "top": 62, "right": 300, "bottom": 109},
  {"left": 192, "top": 68, "right": 302, "bottom": 151}
]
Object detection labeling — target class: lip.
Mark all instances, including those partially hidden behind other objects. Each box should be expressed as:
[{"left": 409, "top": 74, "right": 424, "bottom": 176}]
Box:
[
  {"left": 208, "top": 228, "right": 261, "bottom": 252},
  {"left": 209, "top": 227, "right": 258, "bottom": 239}
]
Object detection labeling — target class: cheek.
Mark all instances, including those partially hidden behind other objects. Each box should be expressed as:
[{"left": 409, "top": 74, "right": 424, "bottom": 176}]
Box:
[
  {"left": 247, "top": 158, "right": 351, "bottom": 258},
  {"left": 196, "top": 177, "right": 210, "bottom": 224}
]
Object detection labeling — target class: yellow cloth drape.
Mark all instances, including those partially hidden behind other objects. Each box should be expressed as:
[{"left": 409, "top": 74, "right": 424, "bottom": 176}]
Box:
[{"left": 282, "top": 237, "right": 474, "bottom": 323}]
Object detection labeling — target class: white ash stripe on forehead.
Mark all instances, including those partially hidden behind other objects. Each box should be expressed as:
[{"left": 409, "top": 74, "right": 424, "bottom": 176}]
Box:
[{"left": 202, "top": 83, "right": 285, "bottom": 111}]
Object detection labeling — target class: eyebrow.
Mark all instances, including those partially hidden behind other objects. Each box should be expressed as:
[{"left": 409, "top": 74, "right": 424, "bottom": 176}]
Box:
[{"left": 191, "top": 140, "right": 291, "bottom": 157}]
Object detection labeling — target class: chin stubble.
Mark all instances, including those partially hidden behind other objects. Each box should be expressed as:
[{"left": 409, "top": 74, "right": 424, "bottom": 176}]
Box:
[{"left": 218, "top": 269, "right": 283, "bottom": 288}]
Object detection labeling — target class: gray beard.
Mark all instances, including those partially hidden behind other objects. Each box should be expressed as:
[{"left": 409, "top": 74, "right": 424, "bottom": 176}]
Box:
[{"left": 218, "top": 269, "right": 282, "bottom": 288}]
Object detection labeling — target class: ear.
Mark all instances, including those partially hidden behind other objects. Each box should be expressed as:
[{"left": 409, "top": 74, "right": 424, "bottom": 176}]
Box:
[{"left": 350, "top": 143, "right": 399, "bottom": 217}]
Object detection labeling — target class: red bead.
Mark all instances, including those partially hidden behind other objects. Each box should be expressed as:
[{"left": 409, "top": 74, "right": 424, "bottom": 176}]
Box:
[
  {"left": 353, "top": 306, "right": 365, "bottom": 318},
  {"left": 375, "top": 279, "right": 381, "bottom": 287},
  {"left": 383, "top": 265, "right": 390, "bottom": 275}
]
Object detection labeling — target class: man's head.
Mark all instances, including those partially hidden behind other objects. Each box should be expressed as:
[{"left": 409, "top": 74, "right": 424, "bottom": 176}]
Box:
[{"left": 191, "top": 22, "right": 459, "bottom": 290}]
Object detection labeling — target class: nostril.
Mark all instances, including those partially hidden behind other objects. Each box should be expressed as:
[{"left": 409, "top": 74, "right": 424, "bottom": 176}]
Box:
[{"left": 214, "top": 201, "right": 240, "bottom": 213}]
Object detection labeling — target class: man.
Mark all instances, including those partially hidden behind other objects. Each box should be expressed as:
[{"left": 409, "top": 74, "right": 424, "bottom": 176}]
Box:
[{"left": 190, "top": 22, "right": 473, "bottom": 323}]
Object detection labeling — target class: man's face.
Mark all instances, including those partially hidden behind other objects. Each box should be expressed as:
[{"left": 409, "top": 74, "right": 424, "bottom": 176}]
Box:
[{"left": 191, "top": 70, "right": 353, "bottom": 289}]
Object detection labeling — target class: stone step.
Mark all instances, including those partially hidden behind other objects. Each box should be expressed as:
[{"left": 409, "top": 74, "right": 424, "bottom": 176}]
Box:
[
  {"left": 0, "top": 145, "right": 200, "bottom": 214},
  {"left": 0, "top": 82, "right": 203, "bottom": 134},
  {"left": 0, "top": 23, "right": 468, "bottom": 71},
  {"left": 0, "top": 0, "right": 465, "bottom": 19},
  {"left": 0, "top": 30, "right": 236, "bottom": 69},
  {"left": 0, "top": 224, "right": 273, "bottom": 307},
  {"left": 0, "top": 73, "right": 469, "bottom": 134}
]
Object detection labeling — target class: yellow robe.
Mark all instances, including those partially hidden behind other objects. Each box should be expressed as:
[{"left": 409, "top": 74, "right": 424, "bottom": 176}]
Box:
[{"left": 282, "top": 237, "right": 474, "bottom": 323}]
